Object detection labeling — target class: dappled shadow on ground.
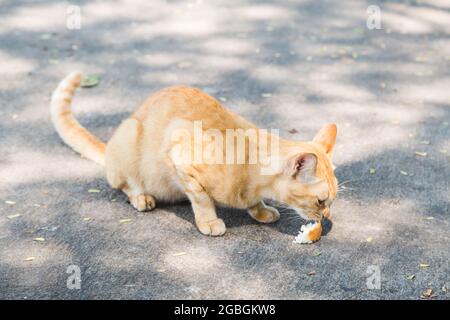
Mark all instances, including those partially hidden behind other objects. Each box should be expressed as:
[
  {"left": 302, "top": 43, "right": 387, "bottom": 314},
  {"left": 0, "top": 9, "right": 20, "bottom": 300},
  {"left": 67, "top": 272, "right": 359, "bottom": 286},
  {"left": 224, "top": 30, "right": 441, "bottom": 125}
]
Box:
[{"left": 0, "top": 0, "right": 449, "bottom": 299}]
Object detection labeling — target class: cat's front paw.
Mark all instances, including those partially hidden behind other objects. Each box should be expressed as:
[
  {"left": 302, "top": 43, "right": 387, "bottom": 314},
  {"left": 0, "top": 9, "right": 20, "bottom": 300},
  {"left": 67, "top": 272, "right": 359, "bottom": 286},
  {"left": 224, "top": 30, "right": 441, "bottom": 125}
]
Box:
[
  {"left": 129, "top": 194, "right": 156, "bottom": 212},
  {"left": 196, "top": 218, "right": 226, "bottom": 236},
  {"left": 248, "top": 205, "right": 280, "bottom": 223}
]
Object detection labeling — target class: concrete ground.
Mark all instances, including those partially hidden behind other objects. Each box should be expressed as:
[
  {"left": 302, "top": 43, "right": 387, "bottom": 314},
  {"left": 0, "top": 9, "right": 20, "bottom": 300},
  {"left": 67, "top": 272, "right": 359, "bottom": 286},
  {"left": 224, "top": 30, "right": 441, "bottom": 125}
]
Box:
[{"left": 0, "top": 0, "right": 449, "bottom": 299}]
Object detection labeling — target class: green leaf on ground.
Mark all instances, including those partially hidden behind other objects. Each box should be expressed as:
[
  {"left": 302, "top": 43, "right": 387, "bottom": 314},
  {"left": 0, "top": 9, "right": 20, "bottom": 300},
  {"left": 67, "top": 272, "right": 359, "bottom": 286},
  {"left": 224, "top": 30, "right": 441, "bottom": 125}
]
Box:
[{"left": 80, "top": 75, "right": 100, "bottom": 88}]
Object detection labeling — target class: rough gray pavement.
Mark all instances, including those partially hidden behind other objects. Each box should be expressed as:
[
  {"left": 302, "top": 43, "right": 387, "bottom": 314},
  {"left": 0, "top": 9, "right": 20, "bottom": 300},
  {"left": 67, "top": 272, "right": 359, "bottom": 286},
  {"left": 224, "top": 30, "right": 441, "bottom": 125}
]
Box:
[{"left": 0, "top": 0, "right": 449, "bottom": 300}]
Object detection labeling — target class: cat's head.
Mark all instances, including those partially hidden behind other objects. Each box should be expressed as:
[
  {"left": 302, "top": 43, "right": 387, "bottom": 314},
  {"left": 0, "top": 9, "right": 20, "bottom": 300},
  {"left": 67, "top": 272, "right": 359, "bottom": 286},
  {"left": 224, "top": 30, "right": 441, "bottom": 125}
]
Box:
[{"left": 277, "top": 124, "right": 338, "bottom": 221}]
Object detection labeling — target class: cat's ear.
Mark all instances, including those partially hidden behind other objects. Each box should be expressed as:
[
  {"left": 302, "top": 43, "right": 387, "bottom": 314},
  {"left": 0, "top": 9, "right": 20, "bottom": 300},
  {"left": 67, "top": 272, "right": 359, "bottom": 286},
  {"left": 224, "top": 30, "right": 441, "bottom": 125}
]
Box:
[
  {"left": 285, "top": 153, "right": 317, "bottom": 182},
  {"left": 313, "top": 123, "right": 337, "bottom": 156}
]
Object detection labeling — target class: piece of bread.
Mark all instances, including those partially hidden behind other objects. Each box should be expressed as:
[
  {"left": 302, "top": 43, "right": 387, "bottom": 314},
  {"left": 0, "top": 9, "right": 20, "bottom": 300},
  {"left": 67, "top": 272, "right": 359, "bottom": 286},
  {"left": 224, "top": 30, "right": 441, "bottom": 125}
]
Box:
[{"left": 293, "top": 221, "right": 322, "bottom": 244}]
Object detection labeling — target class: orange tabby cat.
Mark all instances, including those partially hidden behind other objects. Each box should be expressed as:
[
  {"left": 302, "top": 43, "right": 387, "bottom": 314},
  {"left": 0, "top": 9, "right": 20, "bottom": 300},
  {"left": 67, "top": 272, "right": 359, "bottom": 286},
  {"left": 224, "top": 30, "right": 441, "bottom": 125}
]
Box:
[{"left": 51, "top": 72, "right": 337, "bottom": 238}]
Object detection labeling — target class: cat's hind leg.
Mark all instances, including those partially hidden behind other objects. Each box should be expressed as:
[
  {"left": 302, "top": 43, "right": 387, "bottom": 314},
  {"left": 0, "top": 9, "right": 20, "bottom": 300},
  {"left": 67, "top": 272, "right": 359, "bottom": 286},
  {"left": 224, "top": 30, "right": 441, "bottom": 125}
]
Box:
[
  {"left": 247, "top": 201, "right": 280, "bottom": 223},
  {"left": 122, "top": 183, "right": 156, "bottom": 212},
  {"left": 105, "top": 118, "right": 156, "bottom": 212}
]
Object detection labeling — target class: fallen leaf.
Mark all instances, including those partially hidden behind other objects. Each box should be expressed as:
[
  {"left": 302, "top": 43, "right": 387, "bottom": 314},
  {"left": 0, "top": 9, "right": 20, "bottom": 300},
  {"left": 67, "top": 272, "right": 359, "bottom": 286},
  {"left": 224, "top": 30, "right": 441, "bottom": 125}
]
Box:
[
  {"left": 311, "top": 250, "right": 322, "bottom": 257},
  {"left": 405, "top": 274, "right": 416, "bottom": 280},
  {"left": 414, "top": 151, "right": 427, "bottom": 157},
  {"left": 80, "top": 75, "right": 100, "bottom": 88},
  {"left": 261, "top": 93, "right": 272, "bottom": 98},
  {"left": 173, "top": 252, "right": 187, "bottom": 256},
  {"left": 400, "top": 170, "right": 409, "bottom": 176},
  {"left": 5, "top": 200, "right": 16, "bottom": 205},
  {"left": 24, "top": 257, "right": 35, "bottom": 261},
  {"left": 442, "top": 285, "right": 447, "bottom": 292},
  {"left": 119, "top": 219, "right": 132, "bottom": 224},
  {"left": 288, "top": 128, "right": 298, "bottom": 134},
  {"left": 7, "top": 214, "right": 21, "bottom": 219},
  {"left": 419, "top": 263, "right": 430, "bottom": 268},
  {"left": 111, "top": 198, "right": 117, "bottom": 202},
  {"left": 421, "top": 288, "right": 433, "bottom": 299},
  {"left": 366, "top": 236, "right": 373, "bottom": 243},
  {"left": 424, "top": 216, "right": 434, "bottom": 220},
  {"left": 88, "top": 188, "right": 101, "bottom": 193},
  {"left": 307, "top": 270, "right": 316, "bottom": 276},
  {"left": 34, "top": 237, "right": 45, "bottom": 242},
  {"left": 369, "top": 168, "right": 376, "bottom": 174},
  {"left": 82, "top": 217, "right": 92, "bottom": 221}
]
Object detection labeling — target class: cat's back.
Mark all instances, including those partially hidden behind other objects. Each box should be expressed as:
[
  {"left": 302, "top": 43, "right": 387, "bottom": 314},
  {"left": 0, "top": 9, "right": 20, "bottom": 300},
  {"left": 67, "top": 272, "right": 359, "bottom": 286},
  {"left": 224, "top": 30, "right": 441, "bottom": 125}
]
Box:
[{"left": 132, "top": 86, "right": 255, "bottom": 130}]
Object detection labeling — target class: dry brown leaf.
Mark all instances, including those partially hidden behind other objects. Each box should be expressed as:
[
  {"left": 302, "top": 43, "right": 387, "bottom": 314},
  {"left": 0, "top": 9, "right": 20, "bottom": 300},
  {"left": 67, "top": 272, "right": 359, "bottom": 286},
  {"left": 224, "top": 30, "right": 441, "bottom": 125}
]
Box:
[
  {"left": 419, "top": 263, "right": 430, "bottom": 268},
  {"left": 88, "top": 189, "right": 101, "bottom": 193},
  {"left": 119, "top": 219, "right": 132, "bottom": 224},
  {"left": 173, "top": 252, "right": 187, "bottom": 257},
  {"left": 7, "top": 214, "right": 21, "bottom": 219},
  {"left": 421, "top": 288, "right": 433, "bottom": 299}
]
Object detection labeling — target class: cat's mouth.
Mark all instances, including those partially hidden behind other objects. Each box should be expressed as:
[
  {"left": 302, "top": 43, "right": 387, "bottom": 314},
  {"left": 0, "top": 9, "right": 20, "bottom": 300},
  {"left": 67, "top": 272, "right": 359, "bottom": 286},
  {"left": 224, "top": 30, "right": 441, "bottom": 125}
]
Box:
[{"left": 294, "top": 207, "right": 322, "bottom": 222}]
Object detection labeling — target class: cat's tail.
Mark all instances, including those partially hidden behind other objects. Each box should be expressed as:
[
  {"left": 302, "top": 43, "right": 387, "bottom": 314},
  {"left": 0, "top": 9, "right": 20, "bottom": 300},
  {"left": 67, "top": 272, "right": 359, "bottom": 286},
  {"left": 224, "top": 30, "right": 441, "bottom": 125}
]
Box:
[{"left": 51, "top": 72, "right": 106, "bottom": 166}]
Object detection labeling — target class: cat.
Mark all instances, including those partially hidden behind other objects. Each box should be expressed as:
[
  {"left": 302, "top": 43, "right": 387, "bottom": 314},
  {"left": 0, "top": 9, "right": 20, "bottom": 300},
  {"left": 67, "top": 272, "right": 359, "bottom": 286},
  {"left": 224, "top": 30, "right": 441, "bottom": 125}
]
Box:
[{"left": 51, "top": 72, "right": 338, "bottom": 237}]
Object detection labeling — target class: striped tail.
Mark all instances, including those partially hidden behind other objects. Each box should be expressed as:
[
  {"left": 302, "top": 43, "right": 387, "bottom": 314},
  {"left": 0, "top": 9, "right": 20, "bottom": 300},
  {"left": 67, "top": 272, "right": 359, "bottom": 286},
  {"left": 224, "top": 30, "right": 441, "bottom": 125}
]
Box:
[{"left": 51, "top": 72, "right": 106, "bottom": 165}]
